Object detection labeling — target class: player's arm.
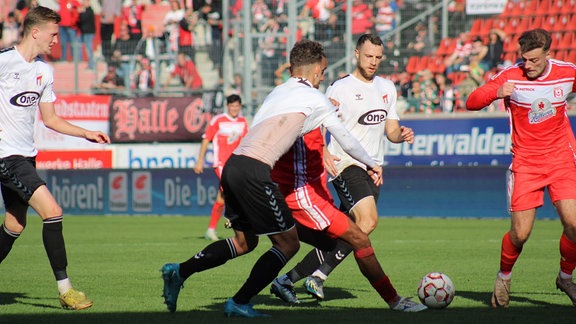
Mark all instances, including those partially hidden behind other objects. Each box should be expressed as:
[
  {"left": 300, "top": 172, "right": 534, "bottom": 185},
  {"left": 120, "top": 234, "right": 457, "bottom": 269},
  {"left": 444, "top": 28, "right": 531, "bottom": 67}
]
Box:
[
  {"left": 39, "top": 102, "right": 110, "bottom": 144},
  {"left": 194, "top": 138, "right": 210, "bottom": 174},
  {"left": 466, "top": 76, "right": 511, "bottom": 111},
  {"left": 385, "top": 119, "right": 414, "bottom": 144}
]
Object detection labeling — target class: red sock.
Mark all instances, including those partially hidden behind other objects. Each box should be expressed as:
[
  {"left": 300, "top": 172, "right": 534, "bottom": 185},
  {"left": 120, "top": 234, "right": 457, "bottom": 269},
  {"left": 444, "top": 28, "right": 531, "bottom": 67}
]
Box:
[
  {"left": 208, "top": 201, "right": 224, "bottom": 229},
  {"left": 560, "top": 233, "right": 576, "bottom": 276},
  {"left": 500, "top": 231, "right": 522, "bottom": 274},
  {"left": 371, "top": 276, "right": 398, "bottom": 304}
]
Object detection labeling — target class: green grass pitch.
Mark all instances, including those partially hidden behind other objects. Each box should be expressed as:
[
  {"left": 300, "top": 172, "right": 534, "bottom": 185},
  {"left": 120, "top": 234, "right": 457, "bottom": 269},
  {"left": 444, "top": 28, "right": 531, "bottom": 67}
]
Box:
[{"left": 1, "top": 216, "right": 574, "bottom": 323}]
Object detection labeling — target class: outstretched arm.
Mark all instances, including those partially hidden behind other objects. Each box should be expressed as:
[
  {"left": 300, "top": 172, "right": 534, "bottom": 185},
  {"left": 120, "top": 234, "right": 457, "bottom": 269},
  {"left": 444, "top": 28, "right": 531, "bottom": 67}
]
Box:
[{"left": 40, "top": 102, "right": 110, "bottom": 144}]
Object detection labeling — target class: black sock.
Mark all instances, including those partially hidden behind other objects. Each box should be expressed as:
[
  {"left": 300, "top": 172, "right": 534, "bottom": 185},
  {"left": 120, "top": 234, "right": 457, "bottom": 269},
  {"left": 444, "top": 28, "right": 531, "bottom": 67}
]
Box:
[
  {"left": 318, "top": 240, "right": 353, "bottom": 277},
  {"left": 233, "top": 247, "right": 287, "bottom": 304},
  {"left": 42, "top": 216, "right": 68, "bottom": 280},
  {"left": 0, "top": 224, "right": 20, "bottom": 263},
  {"left": 179, "top": 238, "right": 237, "bottom": 280},
  {"left": 287, "top": 248, "right": 326, "bottom": 283}
]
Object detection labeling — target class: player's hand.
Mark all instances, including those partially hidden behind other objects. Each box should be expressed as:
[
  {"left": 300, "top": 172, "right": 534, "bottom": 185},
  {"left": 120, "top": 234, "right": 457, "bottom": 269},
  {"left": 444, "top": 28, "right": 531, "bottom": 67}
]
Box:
[
  {"left": 193, "top": 163, "right": 203, "bottom": 174},
  {"left": 323, "top": 148, "right": 340, "bottom": 177},
  {"left": 400, "top": 126, "right": 414, "bottom": 144},
  {"left": 85, "top": 131, "right": 110, "bottom": 144},
  {"left": 497, "top": 82, "right": 515, "bottom": 98},
  {"left": 367, "top": 164, "right": 383, "bottom": 186}
]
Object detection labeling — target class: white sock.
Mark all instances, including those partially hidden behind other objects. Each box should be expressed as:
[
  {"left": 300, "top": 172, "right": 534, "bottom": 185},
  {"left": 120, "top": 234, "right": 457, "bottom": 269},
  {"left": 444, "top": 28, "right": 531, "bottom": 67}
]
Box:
[
  {"left": 559, "top": 271, "right": 573, "bottom": 280},
  {"left": 498, "top": 271, "right": 512, "bottom": 280},
  {"left": 312, "top": 270, "right": 328, "bottom": 281},
  {"left": 57, "top": 278, "right": 73, "bottom": 294}
]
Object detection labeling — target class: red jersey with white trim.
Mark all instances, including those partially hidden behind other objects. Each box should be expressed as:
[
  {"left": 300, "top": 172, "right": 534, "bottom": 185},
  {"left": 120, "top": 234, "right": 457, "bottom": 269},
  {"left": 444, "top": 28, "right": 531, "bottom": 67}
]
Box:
[
  {"left": 203, "top": 113, "right": 248, "bottom": 168},
  {"left": 466, "top": 59, "right": 576, "bottom": 166},
  {"left": 271, "top": 127, "right": 325, "bottom": 187}
]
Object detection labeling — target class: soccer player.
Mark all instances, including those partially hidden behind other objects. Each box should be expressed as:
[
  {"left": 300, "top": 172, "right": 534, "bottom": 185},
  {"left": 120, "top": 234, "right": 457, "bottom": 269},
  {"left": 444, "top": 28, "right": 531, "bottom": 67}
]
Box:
[
  {"left": 160, "top": 39, "right": 383, "bottom": 317},
  {"left": 194, "top": 94, "right": 248, "bottom": 241},
  {"left": 273, "top": 34, "right": 414, "bottom": 301},
  {"left": 466, "top": 29, "right": 576, "bottom": 307},
  {"left": 0, "top": 6, "right": 110, "bottom": 310},
  {"left": 269, "top": 125, "right": 426, "bottom": 311}
]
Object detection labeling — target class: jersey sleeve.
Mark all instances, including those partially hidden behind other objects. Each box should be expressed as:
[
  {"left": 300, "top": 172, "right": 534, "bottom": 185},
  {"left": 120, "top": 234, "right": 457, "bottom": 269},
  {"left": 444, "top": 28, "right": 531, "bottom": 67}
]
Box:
[
  {"left": 40, "top": 64, "right": 57, "bottom": 103},
  {"left": 203, "top": 116, "right": 219, "bottom": 140},
  {"left": 466, "top": 71, "right": 506, "bottom": 110}
]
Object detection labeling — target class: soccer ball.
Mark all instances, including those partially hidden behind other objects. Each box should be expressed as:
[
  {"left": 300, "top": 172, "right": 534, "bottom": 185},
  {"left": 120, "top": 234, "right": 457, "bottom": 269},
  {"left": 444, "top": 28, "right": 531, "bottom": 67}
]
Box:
[{"left": 417, "top": 272, "right": 455, "bottom": 309}]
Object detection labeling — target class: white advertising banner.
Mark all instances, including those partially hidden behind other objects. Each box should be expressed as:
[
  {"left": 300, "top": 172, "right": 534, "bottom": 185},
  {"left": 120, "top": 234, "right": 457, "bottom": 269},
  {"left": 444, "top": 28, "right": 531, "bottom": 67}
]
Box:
[
  {"left": 113, "top": 143, "right": 209, "bottom": 169},
  {"left": 466, "top": 0, "right": 507, "bottom": 15}
]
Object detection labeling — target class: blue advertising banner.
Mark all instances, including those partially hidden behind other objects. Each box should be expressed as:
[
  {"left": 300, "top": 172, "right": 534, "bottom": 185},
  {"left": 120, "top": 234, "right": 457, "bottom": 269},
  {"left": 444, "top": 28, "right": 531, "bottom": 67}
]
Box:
[{"left": 384, "top": 117, "right": 512, "bottom": 167}]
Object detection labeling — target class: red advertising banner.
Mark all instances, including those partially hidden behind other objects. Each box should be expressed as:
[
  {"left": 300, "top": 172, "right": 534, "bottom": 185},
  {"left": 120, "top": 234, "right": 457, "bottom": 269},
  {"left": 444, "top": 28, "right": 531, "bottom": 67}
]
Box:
[
  {"left": 109, "top": 96, "right": 212, "bottom": 143},
  {"left": 45, "top": 94, "right": 112, "bottom": 121},
  {"left": 36, "top": 150, "right": 113, "bottom": 169}
]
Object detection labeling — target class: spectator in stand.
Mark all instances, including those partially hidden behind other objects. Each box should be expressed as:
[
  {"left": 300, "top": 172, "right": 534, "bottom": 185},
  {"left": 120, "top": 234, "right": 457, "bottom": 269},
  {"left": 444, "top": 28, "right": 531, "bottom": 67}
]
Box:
[
  {"left": 381, "top": 37, "right": 402, "bottom": 73},
  {"left": 178, "top": 7, "right": 198, "bottom": 63},
  {"left": 77, "top": 0, "right": 95, "bottom": 69},
  {"left": 164, "top": 0, "right": 185, "bottom": 58},
  {"left": 373, "top": 0, "right": 397, "bottom": 42},
  {"left": 58, "top": 0, "right": 80, "bottom": 62},
  {"left": 396, "top": 71, "right": 412, "bottom": 98},
  {"left": 455, "top": 66, "right": 478, "bottom": 111},
  {"left": 1, "top": 12, "right": 21, "bottom": 48},
  {"left": 164, "top": 52, "right": 203, "bottom": 92},
  {"left": 251, "top": 0, "right": 271, "bottom": 29},
  {"left": 299, "top": 0, "right": 336, "bottom": 42},
  {"left": 95, "top": 65, "right": 125, "bottom": 93},
  {"left": 485, "top": 28, "right": 506, "bottom": 71},
  {"left": 444, "top": 31, "right": 472, "bottom": 74},
  {"left": 350, "top": 0, "right": 373, "bottom": 44},
  {"left": 258, "top": 16, "right": 282, "bottom": 87},
  {"left": 434, "top": 73, "right": 455, "bottom": 113},
  {"left": 407, "top": 22, "right": 432, "bottom": 56},
  {"left": 111, "top": 23, "right": 139, "bottom": 84},
  {"left": 100, "top": 0, "right": 122, "bottom": 63},
  {"left": 207, "top": 9, "right": 223, "bottom": 74},
  {"left": 468, "top": 50, "right": 486, "bottom": 85},
  {"left": 469, "top": 36, "right": 489, "bottom": 72},
  {"left": 405, "top": 80, "right": 423, "bottom": 113},
  {"left": 132, "top": 57, "right": 155, "bottom": 97},
  {"left": 122, "top": 0, "right": 145, "bottom": 40}
]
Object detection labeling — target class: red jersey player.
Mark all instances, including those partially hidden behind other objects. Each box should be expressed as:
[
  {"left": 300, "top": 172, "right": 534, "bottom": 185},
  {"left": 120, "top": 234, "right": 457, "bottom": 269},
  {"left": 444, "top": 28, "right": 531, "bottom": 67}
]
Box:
[
  {"left": 466, "top": 29, "right": 576, "bottom": 308},
  {"left": 194, "top": 94, "right": 248, "bottom": 240}
]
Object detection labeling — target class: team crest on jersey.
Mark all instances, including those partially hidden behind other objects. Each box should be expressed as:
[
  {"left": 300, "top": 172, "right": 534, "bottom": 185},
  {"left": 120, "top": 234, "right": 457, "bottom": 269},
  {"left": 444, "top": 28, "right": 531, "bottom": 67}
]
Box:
[
  {"left": 36, "top": 75, "right": 42, "bottom": 86},
  {"left": 382, "top": 94, "right": 388, "bottom": 104},
  {"left": 358, "top": 109, "right": 387, "bottom": 125},
  {"left": 554, "top": 87, "right": 564, "bottom": 98},
  {"left": 528, "top": 98, "right": 555, "bottom": 124}
]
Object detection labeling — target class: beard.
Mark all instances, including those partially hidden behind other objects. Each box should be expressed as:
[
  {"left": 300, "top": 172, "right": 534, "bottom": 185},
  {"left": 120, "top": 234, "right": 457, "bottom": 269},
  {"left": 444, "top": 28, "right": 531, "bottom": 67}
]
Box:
[{"left": 357, "top": 64, "right": 376, "bottom": 81}]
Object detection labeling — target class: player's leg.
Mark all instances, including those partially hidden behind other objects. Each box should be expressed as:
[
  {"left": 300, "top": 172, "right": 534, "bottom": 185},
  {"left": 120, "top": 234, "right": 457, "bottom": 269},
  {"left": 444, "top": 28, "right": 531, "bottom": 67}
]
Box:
[
  {"left": 492, "top": 169, "right": 540, "bottom": 308},
  {"left": 549, "top": 167, "right": 576, "bottom": 305},
  {"left": 555, "top": 199, "right": 576, "bottom": 305},
  {"left": 28, "top": 184, "right": 93, "bottom": 310},
  {"left": 205, "top": 189, "right": 225, "bottom": 241},
  {"left": 331, "top": 215, "right": 426, "bottom": 312},
  {"left": 205, "top": 167, "right": 225, "bottom": 241},
  {"left": 0, "top": 185, "right": 27, "bottom": 264}
]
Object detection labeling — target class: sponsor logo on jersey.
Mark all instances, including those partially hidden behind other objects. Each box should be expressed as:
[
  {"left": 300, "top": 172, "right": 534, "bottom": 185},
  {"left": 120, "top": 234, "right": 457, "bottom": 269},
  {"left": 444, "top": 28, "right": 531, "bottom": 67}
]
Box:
[
  {"left": 528, "top": 98, "right": 556, "bottom": 124},
  {"left": 10, "top": 91, "right": 40, "bottom": 107},
  {"left": 358, "top": 109, "right": 387, "bottom": 125}
]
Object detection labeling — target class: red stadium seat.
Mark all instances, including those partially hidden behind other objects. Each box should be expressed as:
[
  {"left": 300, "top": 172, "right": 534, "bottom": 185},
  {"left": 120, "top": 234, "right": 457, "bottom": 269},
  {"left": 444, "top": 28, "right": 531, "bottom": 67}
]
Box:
[
  {"left": 436, "top": 37, "right": 456, "bottom": 57},
  {"left": 566, "top": 50, "right": 576, "bottom": 63},
  {"left": 427, "top": 55, "right": 446, "bottom": 74},
  {"left": 469, "top": 19, "right": 483, "bottom": 38},
  {"left": 549, "top": 0, "right": 564, "bottom": 16},
  {"left": 405, "top": 56, "right": 420, "bottom": 75}
]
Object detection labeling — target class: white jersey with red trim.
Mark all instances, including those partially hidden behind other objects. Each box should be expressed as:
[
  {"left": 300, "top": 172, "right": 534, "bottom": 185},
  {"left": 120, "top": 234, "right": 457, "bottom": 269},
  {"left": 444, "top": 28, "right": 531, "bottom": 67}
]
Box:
[
  {"left": 467, "top": 59, "right": 576, "bottom": 163},
  {"left": 0, "top": 47, "right": 56, "bottom": 158},
  {"left": 203, "top": 113, "right": 248, "bottom": 168},
  {"left": 326, "top": 74, "right": 399, "bottom": 171}
]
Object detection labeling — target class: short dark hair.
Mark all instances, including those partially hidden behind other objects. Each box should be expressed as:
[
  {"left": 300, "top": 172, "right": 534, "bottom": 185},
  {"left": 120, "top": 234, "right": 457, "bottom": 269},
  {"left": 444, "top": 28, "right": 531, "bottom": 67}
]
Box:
[
  {"left": 356, "top": 34, "right": 383, "bottom": 50},
  {"left": 518, "top": 29, "right": 551, "bottom": 53},
  {"left": 22, "top": 6, "right": 60, "bottom": 37},
  {"left": 289, "top": 39, "right": 325, "bottom": 69},
  {"left": 226, "top": 94, "right": 241, "bottom": 105}
]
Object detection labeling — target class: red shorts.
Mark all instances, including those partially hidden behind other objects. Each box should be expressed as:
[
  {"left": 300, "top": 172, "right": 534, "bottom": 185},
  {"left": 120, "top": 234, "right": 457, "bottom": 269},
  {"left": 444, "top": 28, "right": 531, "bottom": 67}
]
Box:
[
  {"left": 508, "top": 165, "right": 576, "bottom": 211},
  {"left": 278, "top": 176, "right": 349, "bottom": 239}
]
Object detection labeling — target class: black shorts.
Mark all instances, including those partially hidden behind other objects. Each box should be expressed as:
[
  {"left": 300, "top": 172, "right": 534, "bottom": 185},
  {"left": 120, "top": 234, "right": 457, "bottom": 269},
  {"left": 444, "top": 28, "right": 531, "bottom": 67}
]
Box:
[
  {"left": 0, "top": 155, "right": 45, "bottom": 208},
  {"left": 221, "top": 154, "right": 295, "bottom": 236},
  {"left": 331, "top": 165, "right": 379, "bottom": 213}
]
